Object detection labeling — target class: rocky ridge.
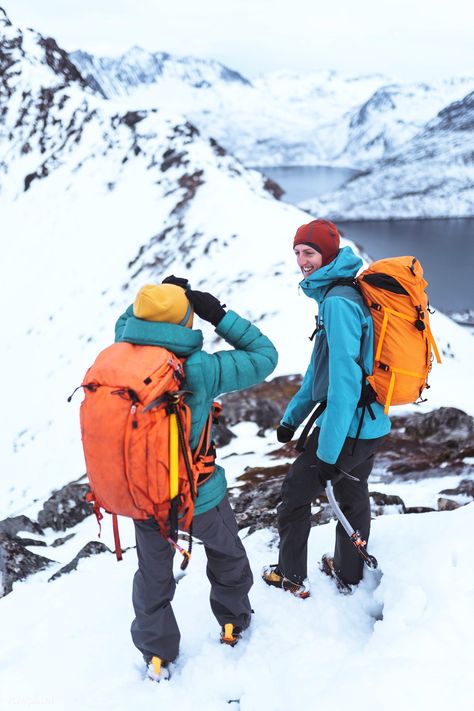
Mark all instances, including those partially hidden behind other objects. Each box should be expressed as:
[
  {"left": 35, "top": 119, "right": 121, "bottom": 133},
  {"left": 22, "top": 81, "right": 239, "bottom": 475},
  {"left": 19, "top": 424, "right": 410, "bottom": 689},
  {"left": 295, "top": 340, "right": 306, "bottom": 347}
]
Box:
[{"left": 2, "top": 376, "right": 472, "bottom": 597}]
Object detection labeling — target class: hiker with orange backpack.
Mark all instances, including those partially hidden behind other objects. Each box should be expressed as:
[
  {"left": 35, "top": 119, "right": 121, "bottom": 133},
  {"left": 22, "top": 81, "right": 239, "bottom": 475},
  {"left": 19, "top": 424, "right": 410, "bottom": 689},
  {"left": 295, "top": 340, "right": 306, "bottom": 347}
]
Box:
[
  {"left": 263, "top": 220, "right": 392, "bottom": 597},
  {"left": 104, "top": 281, "right": 277, "bottom": 679}
]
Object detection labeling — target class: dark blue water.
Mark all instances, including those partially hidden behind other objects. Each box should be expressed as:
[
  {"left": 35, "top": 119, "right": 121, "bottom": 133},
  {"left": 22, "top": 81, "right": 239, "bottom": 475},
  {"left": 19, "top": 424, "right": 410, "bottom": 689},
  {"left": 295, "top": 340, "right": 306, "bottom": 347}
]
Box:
[
  {"left": 259, "top": 166, "right": 474, "bottom": 313},
  {"left": 259, "top": 165, "right": 360, "bottom": 204}
]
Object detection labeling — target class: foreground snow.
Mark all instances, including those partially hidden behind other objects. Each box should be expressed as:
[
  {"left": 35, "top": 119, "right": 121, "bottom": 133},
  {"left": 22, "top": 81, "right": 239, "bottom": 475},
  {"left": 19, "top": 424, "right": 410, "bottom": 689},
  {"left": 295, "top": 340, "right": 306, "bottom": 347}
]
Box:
[{"left": 1, "top": 504, "right": 472, "bottom": 711}]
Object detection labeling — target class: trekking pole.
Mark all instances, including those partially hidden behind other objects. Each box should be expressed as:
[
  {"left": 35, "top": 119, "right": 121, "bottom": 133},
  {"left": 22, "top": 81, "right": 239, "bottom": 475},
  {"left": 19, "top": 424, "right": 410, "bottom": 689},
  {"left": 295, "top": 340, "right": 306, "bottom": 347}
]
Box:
[{"left": 325, "top": 476, "right": 378, "bottom": 570}]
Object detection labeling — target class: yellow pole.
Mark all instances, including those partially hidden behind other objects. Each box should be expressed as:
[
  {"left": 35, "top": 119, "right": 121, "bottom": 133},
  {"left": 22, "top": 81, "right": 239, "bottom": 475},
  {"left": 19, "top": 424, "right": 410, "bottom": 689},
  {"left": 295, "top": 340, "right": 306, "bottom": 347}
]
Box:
[{"left": 169, "top": 412, "right": 179, "bottom": 499}]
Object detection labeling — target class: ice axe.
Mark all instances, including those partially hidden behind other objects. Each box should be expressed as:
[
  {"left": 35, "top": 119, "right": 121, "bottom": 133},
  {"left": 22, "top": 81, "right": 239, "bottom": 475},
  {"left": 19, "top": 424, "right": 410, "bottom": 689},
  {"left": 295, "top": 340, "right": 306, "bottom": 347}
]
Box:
[{"left": 324, "top": 468, "right": 378, "bottom": 570}]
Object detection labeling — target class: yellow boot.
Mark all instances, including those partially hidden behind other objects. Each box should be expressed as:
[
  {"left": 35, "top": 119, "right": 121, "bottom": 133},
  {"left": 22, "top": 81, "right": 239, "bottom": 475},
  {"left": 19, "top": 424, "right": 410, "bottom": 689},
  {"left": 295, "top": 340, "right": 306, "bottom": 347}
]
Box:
[{"left": 146, "top": 655, "right": 170, "bottom": 682}]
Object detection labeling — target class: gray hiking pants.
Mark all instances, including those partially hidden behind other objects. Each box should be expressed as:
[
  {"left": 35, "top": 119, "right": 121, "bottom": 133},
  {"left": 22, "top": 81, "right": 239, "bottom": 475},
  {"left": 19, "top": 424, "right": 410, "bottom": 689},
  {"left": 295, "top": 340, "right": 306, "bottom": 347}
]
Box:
[
  {"left": 278, "top": 428, "right": 384, "bottom": 586},
  {"left": 131, "top": 495, "right": 253, "bottom": 662}
]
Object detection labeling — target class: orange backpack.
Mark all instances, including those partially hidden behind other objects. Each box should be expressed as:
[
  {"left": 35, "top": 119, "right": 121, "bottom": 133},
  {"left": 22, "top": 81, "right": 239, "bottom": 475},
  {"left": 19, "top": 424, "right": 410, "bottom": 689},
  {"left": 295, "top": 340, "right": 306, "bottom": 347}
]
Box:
[
  {"left": 74, "top": 341, "right": 218, "bottom": 564},
  {"left": 356, "top": 256, "right": 442, "bottom": 413}
]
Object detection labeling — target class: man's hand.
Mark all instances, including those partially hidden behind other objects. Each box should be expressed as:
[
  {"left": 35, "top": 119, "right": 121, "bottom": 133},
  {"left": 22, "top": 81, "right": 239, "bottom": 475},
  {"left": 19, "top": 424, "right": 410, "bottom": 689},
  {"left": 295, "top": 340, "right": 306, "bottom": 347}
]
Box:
[
  {"left": 162, "top": 274, "right": 189, "bottom": 289},
  {"left": 312, "top": 456, "right": 338, "bottom": 485},
  {"left": 276, "top": 423, "right": 295, "bottom": 443},
  {"left": 186, "top": 290, "right": 226, "bottom": 326}
]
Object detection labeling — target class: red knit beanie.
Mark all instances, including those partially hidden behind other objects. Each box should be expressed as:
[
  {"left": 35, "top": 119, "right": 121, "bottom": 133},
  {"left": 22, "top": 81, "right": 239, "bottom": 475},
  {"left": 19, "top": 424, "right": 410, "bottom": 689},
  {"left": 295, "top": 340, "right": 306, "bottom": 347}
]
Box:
[{"left": 293, "top": 219, "right": 340, "bottom": 267}]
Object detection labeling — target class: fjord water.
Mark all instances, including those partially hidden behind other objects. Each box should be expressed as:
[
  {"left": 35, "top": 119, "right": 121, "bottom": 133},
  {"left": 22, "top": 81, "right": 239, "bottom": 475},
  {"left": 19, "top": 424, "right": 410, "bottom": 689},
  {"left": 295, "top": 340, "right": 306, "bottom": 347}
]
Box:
[{"left": 260, "top": 166, "right": 474, "bottom": 313}]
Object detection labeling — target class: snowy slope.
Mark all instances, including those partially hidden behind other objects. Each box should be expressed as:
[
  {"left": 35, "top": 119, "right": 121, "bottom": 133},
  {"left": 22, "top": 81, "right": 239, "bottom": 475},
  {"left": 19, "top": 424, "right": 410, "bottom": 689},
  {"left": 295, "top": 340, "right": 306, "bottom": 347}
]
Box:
[
  {"left": 301, "top": 91, "right": 474, "bottom": 219},
  {"left": 0, "top": 501, "right": 473, "bottom": 711},
  {"left": 1, "top": 9, "right": 473, "bottom": 518},
  {"left": 1, "top": 12, "right": 474, "bottom": 709}
]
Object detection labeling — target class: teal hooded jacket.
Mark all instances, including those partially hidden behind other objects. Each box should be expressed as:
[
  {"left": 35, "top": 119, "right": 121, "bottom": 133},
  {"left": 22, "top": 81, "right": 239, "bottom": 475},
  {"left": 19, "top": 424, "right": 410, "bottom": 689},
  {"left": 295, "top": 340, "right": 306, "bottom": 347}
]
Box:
[
  {"left": 282, "top": 247, "right": 391, "bottom": 464},
  {"left": 115, "top": 308, "right": 278, "bottom": 516}
]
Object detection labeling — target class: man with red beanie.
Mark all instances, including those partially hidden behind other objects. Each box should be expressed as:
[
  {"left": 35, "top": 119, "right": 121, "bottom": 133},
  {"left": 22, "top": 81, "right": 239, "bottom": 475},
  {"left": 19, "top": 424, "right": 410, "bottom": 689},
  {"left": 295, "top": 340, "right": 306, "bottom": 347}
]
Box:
[{"left": 263, "top": 219, "right": 391, "bottom": 597}]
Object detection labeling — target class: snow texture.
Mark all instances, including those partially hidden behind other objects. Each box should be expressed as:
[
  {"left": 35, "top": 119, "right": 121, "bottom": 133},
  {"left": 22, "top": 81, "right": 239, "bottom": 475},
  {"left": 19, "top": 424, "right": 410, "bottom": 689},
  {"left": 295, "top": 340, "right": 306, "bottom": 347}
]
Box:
[{"left": 1, "top": 12, "right": 473, "bottom": 710}]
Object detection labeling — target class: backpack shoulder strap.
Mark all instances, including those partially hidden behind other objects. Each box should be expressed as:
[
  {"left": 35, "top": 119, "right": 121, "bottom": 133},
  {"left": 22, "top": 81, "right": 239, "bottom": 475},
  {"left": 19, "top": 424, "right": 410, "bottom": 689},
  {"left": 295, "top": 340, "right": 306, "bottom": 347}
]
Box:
[{"left": 323, "top": 278, "right": 360, "bottom": 299}]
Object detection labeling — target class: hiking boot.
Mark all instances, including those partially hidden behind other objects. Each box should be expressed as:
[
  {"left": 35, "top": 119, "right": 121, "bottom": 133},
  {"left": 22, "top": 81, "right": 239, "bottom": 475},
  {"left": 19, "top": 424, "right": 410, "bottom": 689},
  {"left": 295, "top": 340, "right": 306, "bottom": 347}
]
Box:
[
  {"left": 146, "top": 655, "right": 170, "bottom": 682},
  {"left": 220, "top": 623, "right": 242, "bottom": 647},
  {"left": 261, "top": 564, "right": 310, "bottom": 599},
  {"left": 319, "top": 554, "right": 353, "bottom": 594}
]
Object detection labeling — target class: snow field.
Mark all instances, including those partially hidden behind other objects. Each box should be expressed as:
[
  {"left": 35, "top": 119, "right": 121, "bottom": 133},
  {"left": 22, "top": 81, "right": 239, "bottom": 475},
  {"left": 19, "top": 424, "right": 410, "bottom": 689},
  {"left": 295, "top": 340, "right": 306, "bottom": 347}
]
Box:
[{"left": 1, "top": 504, "right": 472, "bottom": 711}]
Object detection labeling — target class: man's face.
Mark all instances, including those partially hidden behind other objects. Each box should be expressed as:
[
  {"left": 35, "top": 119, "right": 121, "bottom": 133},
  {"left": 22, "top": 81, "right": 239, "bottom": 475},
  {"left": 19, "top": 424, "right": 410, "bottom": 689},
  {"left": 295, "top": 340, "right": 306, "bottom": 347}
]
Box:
[{"left": 294, "top": 244, "right": 323, "bottom": 277}]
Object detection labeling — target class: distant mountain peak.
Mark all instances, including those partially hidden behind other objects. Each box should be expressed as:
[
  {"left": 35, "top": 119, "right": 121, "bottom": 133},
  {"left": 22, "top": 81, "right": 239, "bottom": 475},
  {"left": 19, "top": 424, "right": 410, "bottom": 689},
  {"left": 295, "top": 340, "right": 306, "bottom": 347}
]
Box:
[{"left": 70, "top": 47, "right": 251, "bottom": 99}]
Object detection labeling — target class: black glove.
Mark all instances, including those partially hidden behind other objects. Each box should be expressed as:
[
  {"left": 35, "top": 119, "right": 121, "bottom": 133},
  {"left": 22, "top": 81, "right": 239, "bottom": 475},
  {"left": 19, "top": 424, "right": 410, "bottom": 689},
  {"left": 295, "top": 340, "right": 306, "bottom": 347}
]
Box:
[
  {"left": 276, "top": 423, "right": 295, "bottom": 443},
  {"left": 312, "top": 456, "right": 339, "bottom": 485},
  {"left": 162, "top": 274, "right": 189, "bottom": 289},
  {"left": 186, "top": 290, "right": 226, "bottom": 326}
]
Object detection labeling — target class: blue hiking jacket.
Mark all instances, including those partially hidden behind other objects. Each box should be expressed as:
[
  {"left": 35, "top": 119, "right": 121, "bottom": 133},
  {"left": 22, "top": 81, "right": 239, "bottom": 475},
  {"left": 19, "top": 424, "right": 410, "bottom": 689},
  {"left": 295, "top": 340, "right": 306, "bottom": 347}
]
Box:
[
  {"left": 115, "top": 308, "right": 278, "bottom": 515},
  {"left": 282, "top": 247, "right": 391, "bottom": 464}
]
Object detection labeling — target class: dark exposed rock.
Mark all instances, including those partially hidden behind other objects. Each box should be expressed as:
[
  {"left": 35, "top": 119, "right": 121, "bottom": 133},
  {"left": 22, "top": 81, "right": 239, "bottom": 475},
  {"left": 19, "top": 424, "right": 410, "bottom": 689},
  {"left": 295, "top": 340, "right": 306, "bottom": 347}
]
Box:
[
  {"left": 120, "top": 110, "right": 146, "bottom": 128},
  {"left": 209, "top": 137, "right": 227, "bottom": 156},
  {"left": 228, "top": 464, "right": 289, "bottom": 533},
  {"left": 238, "top": 463, "right": 290, "bottom": 483},
  {"left": 219, "top": 374, "right": 302, "bottom": 433},
  {"left": 37, "top": 36, "right": 88, "bottom": 88},
  {"left": 0, "top": 7, "right": 12, "bottom": 26},
  {"left": 48, "top": 541, "right": 110, "bottom": 582},
  {"left": 263, "top": 177, "right": 284, "bottom": 200},
  {"left": 311, "top": 501, "right": 336, "bottom": 526},
  {"left": 0, "top": 515, "right": 44, "bottom": 537},
  {"left": 161, "top": 148, "right": 188, "bottom": 171},
  {"left": 437, "top": 497, "right": 461, "bottom": 512},
  {"left": 51, "top": 533, "right": 76, "bottom": 547},
  {"left": 405, "top": 506, "right": 436, "bottom": 514},
  {"left": 171, "top": 121, "right": 200, "bottom": 141},
  {"left": 427, "top": 91, "right": 474, "bottom": 134},
  {"left": 375, "top": 408, "right": 474, "bottom": 480},
  {"left": 171, "top": 170, "right": 205, "bottom": 213},
  {"left": 268, "top": 441, "right": 300, "bottom": 459},
  {"left": 14, "top": 537, "right": 47, "bottom": 547},
  {"left": 228, "top": 461, "right": 415, "bottom": 533},
  {"left": 0, "top": 533, "right": 54, "bottom": 597},
  {"left": 369, "top": 491, "right": 406, "bottom": 513},
  {"left": 439, "top": 479, "right": 474, "bottom": 498},
  {"left": 24, "top": 170, "right": 39, "bottom": 191},
  {"left": 37, "top": 482, "right": 92, "bottom": 531},
  {"left": 403, "top": 407, "right": 474, "bottom": 445},
  {"left": 212, "top": 422, "right": 235, "bottom": 447}
]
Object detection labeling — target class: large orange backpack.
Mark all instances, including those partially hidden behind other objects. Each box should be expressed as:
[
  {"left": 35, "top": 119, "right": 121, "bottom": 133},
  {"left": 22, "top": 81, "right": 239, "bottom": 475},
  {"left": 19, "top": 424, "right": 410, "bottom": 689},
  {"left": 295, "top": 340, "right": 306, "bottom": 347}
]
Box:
[
  {"left": 74, "top": 342, "right": 217, "bottom": 563},
  {"left": 356, "top": 256, "right": 442, "bottom": 413}
]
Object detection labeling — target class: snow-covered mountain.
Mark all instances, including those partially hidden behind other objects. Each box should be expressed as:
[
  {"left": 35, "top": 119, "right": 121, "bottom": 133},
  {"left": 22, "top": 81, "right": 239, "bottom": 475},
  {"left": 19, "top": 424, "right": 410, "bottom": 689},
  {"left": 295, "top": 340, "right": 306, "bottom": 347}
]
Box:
[
  {"left": 341, "top": 79, "right": 474, "bottom": 165},
  {"left": 1, "top": 11, "right": 474, "bottom": 707},
  {"left": 1, "top": 7, "right": 473, "bottom": 513},
  {"left": 69, "top": 47, "right": 474, "bottom": 171},
  {"left": 301, "top": 90, "right": 474, "bottom": 219},
  {"left": 70, "top": 46, "right": 251, "bottom": 99}
]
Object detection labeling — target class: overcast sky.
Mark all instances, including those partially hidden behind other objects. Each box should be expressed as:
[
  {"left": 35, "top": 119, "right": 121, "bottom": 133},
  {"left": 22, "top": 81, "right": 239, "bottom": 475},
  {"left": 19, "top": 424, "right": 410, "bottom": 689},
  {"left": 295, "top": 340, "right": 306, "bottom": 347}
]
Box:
[{"left": 3, "top": 0, "right": 473, "bottom": 81}]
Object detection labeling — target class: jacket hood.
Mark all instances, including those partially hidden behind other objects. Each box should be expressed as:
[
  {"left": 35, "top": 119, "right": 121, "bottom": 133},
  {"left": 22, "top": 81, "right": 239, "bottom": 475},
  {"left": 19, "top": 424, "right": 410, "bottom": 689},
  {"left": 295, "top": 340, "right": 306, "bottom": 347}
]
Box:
[
  {"left": 299, "top": 246, "right": 363, "bottom": 303},
  {"left": 120, "top": 316, "right": 203, "bottom": 356}
]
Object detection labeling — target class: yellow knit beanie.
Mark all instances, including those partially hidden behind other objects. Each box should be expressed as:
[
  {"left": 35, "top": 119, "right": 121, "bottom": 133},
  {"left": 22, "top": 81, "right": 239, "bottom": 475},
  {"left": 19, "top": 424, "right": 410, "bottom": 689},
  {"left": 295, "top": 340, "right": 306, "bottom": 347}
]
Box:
[{"left": 133, "top": 284, "right": 194, "bottom": 328}]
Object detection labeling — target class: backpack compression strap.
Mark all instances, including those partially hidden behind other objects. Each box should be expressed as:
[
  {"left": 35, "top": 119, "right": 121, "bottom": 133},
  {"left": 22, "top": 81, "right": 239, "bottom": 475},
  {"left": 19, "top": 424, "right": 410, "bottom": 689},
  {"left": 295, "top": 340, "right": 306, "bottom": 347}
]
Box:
[{"left": 193, "top": 402, "right": 222, "bottom": 485}]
